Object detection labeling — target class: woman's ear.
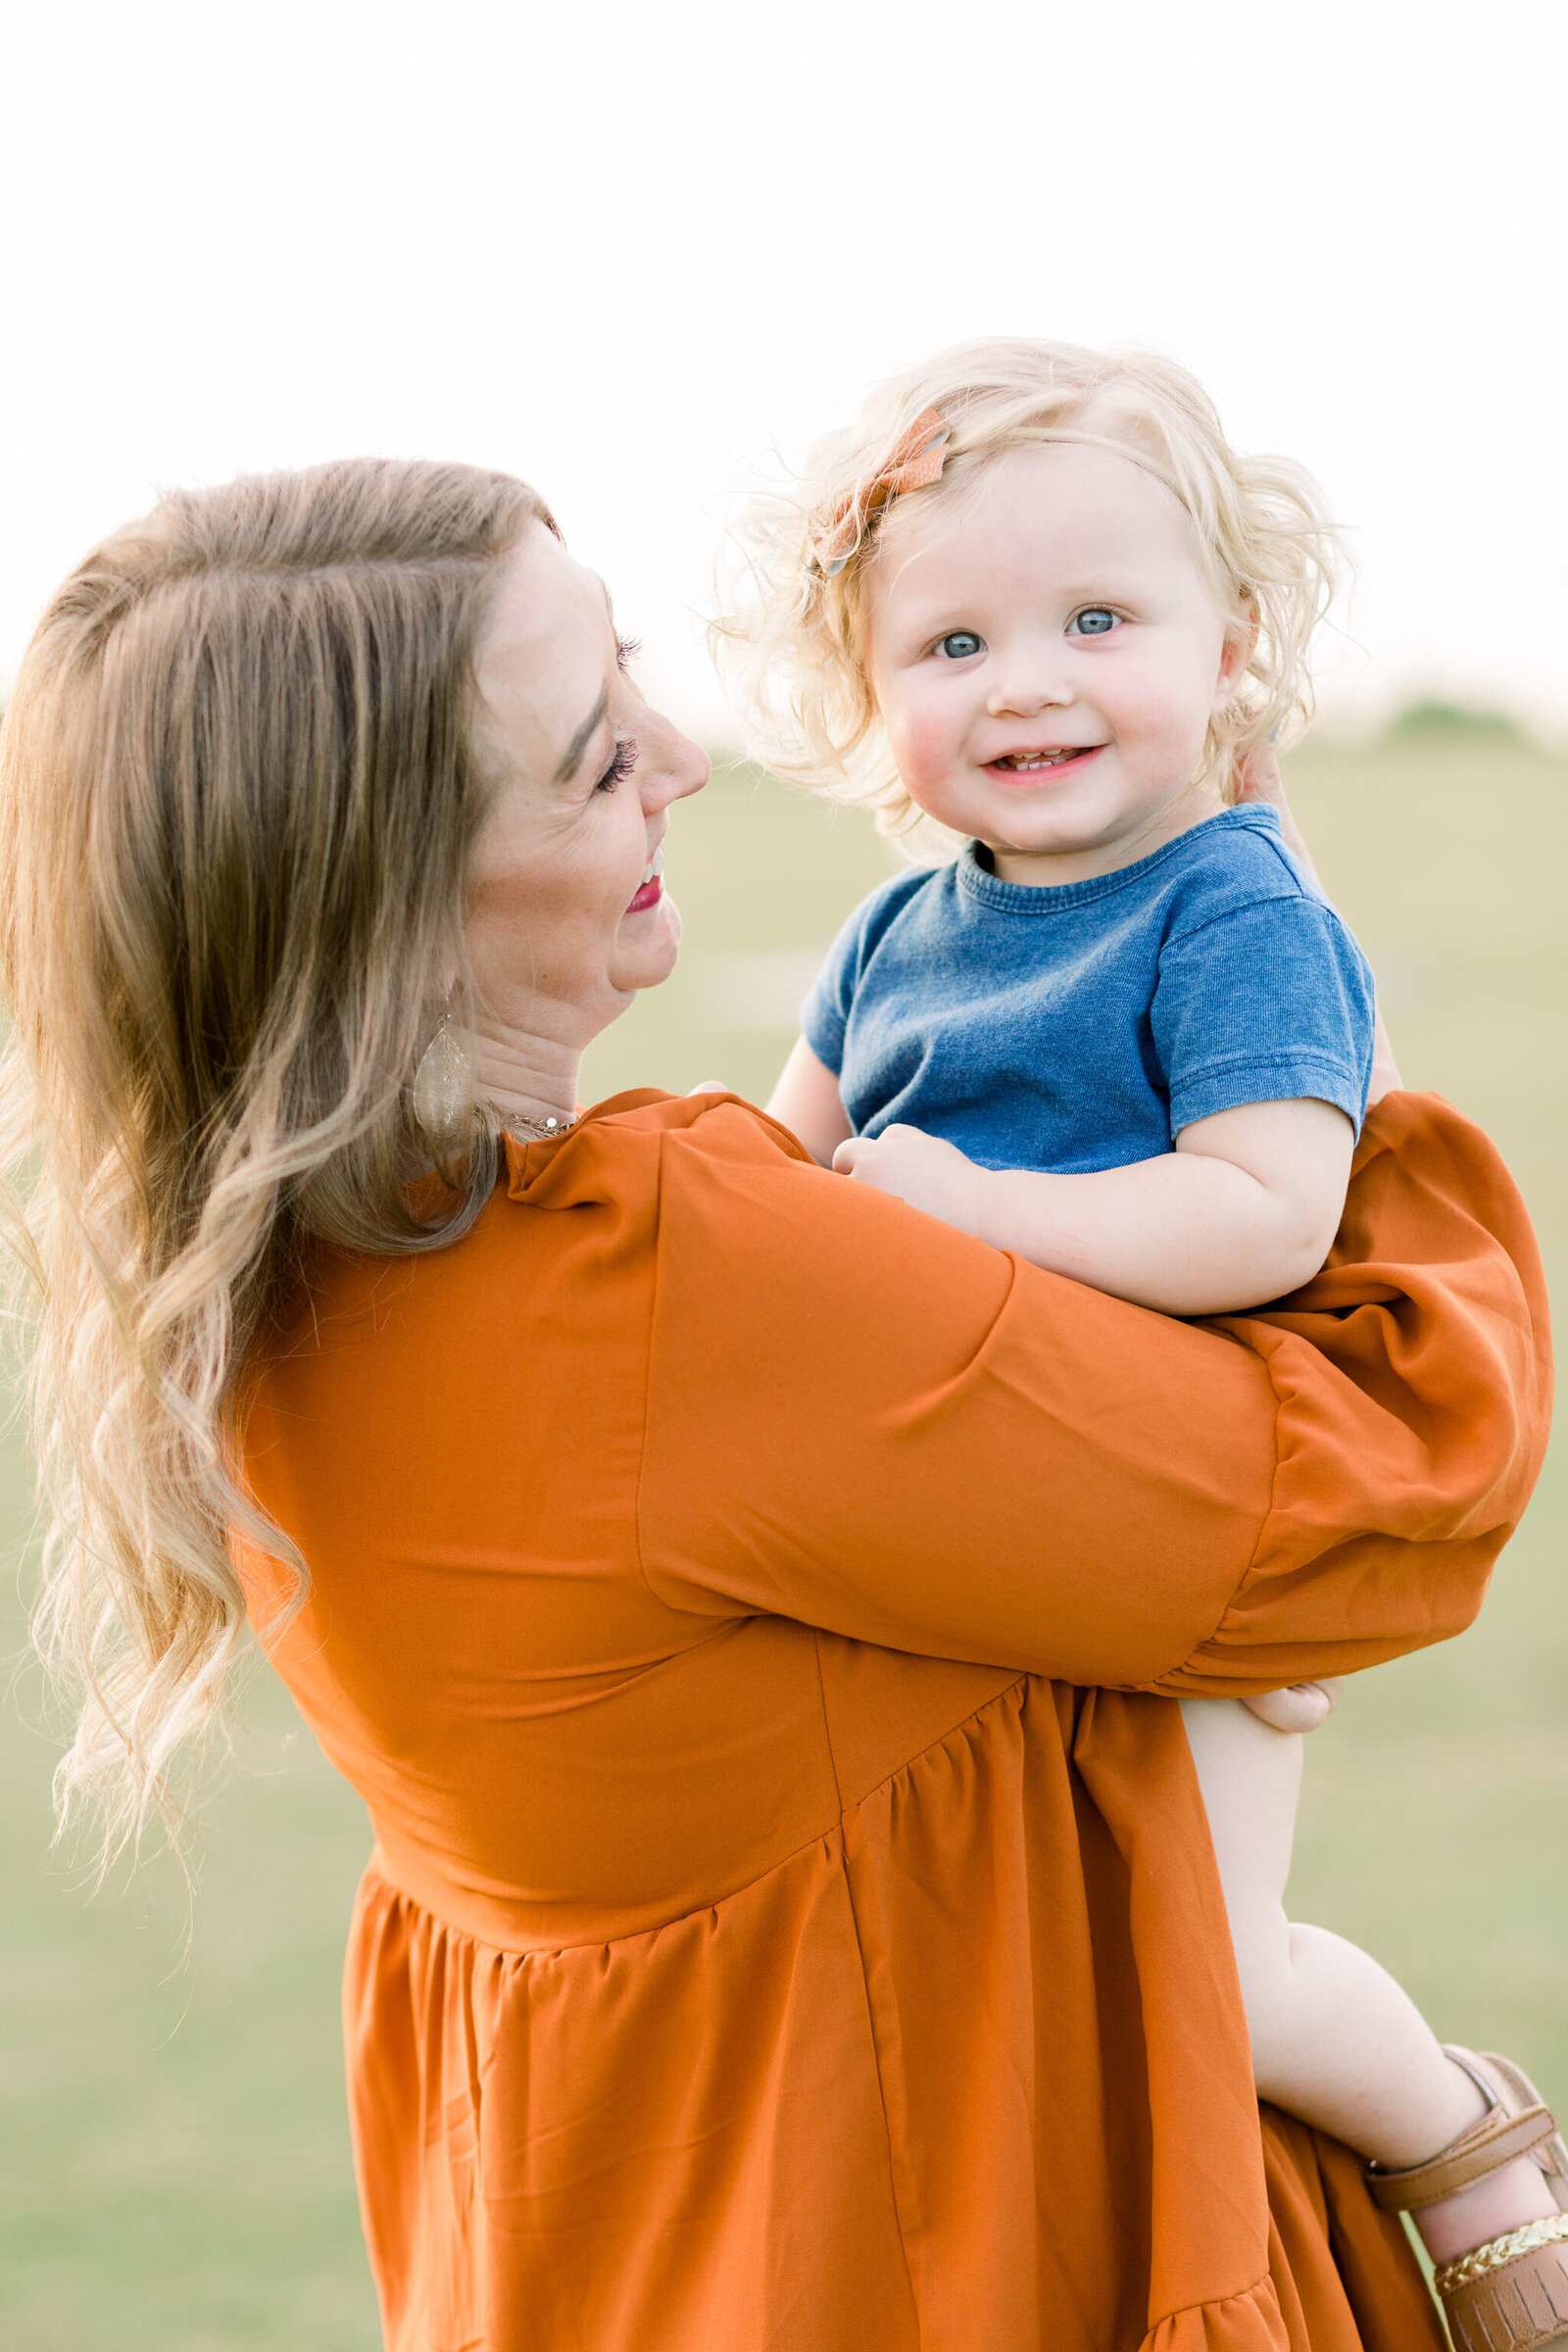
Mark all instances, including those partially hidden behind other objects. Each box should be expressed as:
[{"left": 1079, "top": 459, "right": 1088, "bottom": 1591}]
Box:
[{"left": 1212, "top": 604, "right": 1260, "bottom": 710}]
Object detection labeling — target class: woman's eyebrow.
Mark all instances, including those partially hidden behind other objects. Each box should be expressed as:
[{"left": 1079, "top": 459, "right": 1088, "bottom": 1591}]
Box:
[{"left": 555, "top": 688, "right": 609, "bottom": 782}]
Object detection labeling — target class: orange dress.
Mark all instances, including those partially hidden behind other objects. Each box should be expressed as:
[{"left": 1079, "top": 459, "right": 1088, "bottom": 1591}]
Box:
[{"left": 240, "top": 1086, "right": 1549, "bottom": 2352}]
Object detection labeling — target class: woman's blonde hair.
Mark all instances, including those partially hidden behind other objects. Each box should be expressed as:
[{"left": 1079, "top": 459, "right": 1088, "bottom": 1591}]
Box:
[
  {"left": 0, "top": 457, "right": 550, "bottom": 1872},
  {"left": 714, "top": 336, "right": 1343, "bottom": 845}
]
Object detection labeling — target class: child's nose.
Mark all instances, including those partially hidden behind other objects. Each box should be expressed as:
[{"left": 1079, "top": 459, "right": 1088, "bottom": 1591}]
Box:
[{"left": 986, "top": 660, "right": 1073, "bottom": 718}]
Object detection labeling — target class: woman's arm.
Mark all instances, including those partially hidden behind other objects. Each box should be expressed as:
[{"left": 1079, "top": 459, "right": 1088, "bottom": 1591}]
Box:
[{"left": 637, "top": 1091, "right": 1549, "bottom": 1693}]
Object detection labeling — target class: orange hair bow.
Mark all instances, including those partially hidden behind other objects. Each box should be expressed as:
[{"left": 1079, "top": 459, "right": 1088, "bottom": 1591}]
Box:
[{"left": 809, "top": 408, "right": 952, "bottom": 577}]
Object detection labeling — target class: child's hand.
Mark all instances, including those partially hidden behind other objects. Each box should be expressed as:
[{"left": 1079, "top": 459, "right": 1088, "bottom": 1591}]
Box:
[
  {"left": 833, "top": 1124, "right": 985, "bottom": 1237},
  {"left": 1242, "top": 1677, "right": 1346, "bottom": 1734}
]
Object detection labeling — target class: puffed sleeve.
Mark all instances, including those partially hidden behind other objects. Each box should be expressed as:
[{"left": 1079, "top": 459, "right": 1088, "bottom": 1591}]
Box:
[
  {"left": 1156, "top": 1087, "right": 1550, "bottom": 1693},
  {"left": 635, "top": 1091, "right": 1548, "bottom": 1691}
]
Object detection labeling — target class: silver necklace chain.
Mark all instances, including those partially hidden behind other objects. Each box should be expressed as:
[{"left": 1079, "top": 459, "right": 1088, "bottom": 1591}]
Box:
[{"left": 505, "top": 1108, "right": 578, "bottom": 1141}]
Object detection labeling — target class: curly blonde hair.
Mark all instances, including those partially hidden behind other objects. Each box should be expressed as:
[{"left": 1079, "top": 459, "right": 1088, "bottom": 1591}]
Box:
[
  {"left": 714, "top": 337, "right": 1344, "bottom": 845},
  {"left": 0, "top": 458, "right": 549, "bottom": 1874}
]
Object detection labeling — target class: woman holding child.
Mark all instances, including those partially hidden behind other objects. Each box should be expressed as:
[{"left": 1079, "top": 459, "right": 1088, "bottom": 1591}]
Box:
[{"left": 1, "top": 345, "right": 1560, "bottom": 2352}]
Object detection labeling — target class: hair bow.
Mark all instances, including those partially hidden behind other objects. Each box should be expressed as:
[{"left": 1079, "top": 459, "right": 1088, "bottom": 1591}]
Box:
[{"left": 809, "top": 408, "right": 952, "bottom": 577}]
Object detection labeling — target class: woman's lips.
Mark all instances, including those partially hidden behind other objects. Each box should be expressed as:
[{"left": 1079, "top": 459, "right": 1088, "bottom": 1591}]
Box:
[{"left": 625, "top": 844, "right": 665, "bottom": 914}]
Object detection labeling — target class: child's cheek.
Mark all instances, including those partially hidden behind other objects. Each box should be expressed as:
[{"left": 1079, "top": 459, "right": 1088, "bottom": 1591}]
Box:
[
  {"left": 1110, "top": 658, "right": 1212, "bottom": 784},
  {"left": 887, "top": 691, "right": 962, "bottom": 812}
]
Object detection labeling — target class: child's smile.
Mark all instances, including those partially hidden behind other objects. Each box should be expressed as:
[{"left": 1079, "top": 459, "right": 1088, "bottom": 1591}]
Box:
[
  {"left": 865, "top": 439, "right": 1252, "bottom": 888},
  {"left": 985, "top": 742, "right": 1105, "bottom": 777}
]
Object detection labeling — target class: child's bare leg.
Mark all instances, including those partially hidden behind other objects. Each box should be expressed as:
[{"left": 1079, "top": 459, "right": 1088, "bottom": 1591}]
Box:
[{"left": 1180, "top": 1696, "right": 1559, "bottom": 2263}]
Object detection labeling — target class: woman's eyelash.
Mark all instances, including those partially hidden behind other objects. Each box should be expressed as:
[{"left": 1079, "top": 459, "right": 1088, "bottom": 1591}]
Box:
[
  {"left": 615, "top": 636, "right": 643, "bottom": 669},
  {"left": 595, "top": 737, "right": 639, "bottom": 792}
]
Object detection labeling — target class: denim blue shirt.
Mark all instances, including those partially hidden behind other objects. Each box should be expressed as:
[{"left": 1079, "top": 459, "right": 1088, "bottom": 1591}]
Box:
[{"left": 802, "top": 807, "right": 1375, "bottom": 1175}]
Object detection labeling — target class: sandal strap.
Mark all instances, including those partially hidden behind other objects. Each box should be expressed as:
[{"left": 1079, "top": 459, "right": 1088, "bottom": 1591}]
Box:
[
  {"left": 1435, "top": 2216, "right": 1568, "bottom": 2296},
  {"left": 1368, "top": 2100, "right": 1561, "bottom": 2213},
  {"left": 1436, "top": 2219, "right": 1568, "bottom": 2351}
]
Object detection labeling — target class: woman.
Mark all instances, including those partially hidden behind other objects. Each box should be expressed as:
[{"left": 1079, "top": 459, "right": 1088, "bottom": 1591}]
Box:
[{"left": 0, "top": 460, "right": 1549, "bottom": 2352}]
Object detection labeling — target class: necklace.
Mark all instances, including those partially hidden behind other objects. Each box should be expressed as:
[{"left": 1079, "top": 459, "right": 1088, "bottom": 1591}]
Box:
[{"left": 506, "top": 1108, "right": 577, "bottom": 1142}]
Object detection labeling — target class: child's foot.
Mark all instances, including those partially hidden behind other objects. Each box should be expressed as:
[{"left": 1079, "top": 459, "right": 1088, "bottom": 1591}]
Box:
[
  {"left": 1417, "top": 2149, "right": 1559, "bottom": 2266},
  {"left": 1368, "top": 2047, "right": 1568, "bottom": 2350}
]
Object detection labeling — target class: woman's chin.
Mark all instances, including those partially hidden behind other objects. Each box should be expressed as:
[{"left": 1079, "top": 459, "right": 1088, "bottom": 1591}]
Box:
[{"left": 613, "top": 895, "right": 682, "bottom": 992}]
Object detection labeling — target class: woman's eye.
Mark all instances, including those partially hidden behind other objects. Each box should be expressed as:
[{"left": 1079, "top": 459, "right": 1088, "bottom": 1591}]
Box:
[
  {"left": 1069, "top": 608, "right": 1119, "bottom": 637},
  {"left": 595, "top": 737, "right": 638, "bottom": 793},
  {"left": 615, "top": 635, "right": 642, "bottom": 670},
  {"left": 935, "top": 631, "right": 984, "bottom": 660}
]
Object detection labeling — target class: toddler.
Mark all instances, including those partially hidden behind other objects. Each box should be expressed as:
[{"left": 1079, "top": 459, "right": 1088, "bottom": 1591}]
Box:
[{"left": 720, "top": 339, "right": 1567, "bottom": 2347}]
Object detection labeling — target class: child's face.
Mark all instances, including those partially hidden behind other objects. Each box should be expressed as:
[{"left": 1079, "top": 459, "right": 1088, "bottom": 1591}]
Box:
[{"left": 864, "top": 441, "right": 1250, "bottom": 884}]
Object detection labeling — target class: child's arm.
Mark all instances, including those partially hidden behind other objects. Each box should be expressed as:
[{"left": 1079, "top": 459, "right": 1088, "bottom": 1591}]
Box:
[
  {"left": 767, "top": 1035, "right": 855, "bottom": 1168},
  {"left": 834, "top": 1095, "right": 1354, "bottom": 1317}
]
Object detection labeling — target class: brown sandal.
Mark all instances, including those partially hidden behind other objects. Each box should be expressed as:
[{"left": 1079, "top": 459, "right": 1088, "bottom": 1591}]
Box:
[{"left": 1365, "top": 2046, "right": 1568, "bottom": 2351}]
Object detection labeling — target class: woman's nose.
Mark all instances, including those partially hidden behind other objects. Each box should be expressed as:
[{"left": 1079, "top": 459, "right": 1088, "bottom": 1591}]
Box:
[{"left": 644, "top": 715, "right": 710, "bottom": 809}]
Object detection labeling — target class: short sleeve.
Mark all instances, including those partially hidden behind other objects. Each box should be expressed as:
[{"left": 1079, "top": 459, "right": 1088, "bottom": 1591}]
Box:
[
  {"left": 800, "top": 903, "right": 861, "bottom": 1076},
  {"left": 801, "top": 871, "right": 929, "bottom": 1078},
  {"left": 1152, "top": 897, "right": 1376, "bottom": 1138}
]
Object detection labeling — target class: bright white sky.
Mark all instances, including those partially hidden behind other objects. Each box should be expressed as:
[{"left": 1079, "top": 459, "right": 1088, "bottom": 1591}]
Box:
[{"left": 3, "top": 0, "right": 1564, "bottom": 741}]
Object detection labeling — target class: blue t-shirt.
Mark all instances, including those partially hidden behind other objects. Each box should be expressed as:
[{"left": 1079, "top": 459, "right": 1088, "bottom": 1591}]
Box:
[{"left": 802, "top": 806, "right": 1375, "bottom": 1176}]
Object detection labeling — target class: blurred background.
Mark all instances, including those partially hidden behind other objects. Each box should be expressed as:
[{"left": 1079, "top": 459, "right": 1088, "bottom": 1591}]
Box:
[{"left": 1, "top": 3, "right": 1564, "bottom": 2344}]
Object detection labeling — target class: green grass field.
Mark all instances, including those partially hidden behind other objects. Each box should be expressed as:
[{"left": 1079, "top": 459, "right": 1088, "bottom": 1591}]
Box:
[{"left": 1, "top": 738, "right": 1563, "bottom": 2346}]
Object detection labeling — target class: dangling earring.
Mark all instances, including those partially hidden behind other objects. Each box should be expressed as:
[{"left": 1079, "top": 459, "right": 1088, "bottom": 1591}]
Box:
[{"left": 414, "top": 994, "right": 472, "bottom": 1154}]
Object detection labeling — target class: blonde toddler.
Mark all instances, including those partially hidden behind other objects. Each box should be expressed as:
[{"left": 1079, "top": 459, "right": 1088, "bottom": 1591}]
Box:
[{"left": 719, "top": 339, "right": 1568, "bottom": 2348}]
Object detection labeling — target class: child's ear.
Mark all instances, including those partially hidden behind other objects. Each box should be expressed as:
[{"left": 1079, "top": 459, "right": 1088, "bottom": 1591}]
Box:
[{"left": 1212, "top": 604, "right": 1260, "bottom": 710}]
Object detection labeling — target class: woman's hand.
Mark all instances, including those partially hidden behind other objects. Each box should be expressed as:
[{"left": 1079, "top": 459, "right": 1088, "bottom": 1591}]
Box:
[
  {"left": 1234, "top": 745, "right": 1402, "bottom": 1106},
  {"left": 1242, "top": 1677, "right": 1346, "bottom": 1734},
  {"left": 1233, "top": 742, "right": 1321, "bottom": 880},
  {"left": 833, "top": 1123, "right": 985, "bottom": 1236}
]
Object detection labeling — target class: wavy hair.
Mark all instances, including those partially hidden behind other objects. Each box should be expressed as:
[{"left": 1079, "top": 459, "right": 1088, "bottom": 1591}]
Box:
[
  {"left": 0, "top": 457, "right": 550, "bottom": 1872},
  {"left": 714, "top": 337, "right": 1344, "bottom": 846}
]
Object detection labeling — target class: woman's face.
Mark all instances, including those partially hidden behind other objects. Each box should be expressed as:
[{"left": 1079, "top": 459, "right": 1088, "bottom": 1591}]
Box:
[{"left": 466, "top": 523, "right": 709, "bottom": 1060}]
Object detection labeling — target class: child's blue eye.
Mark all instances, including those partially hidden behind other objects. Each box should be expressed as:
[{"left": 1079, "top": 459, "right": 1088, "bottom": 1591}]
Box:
[
  {"left": 936, "top": 631, "right": 984, "bottom": 660},
  {"left": 1069, "top": 608, "right": 1118, "bottom": 637}
]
